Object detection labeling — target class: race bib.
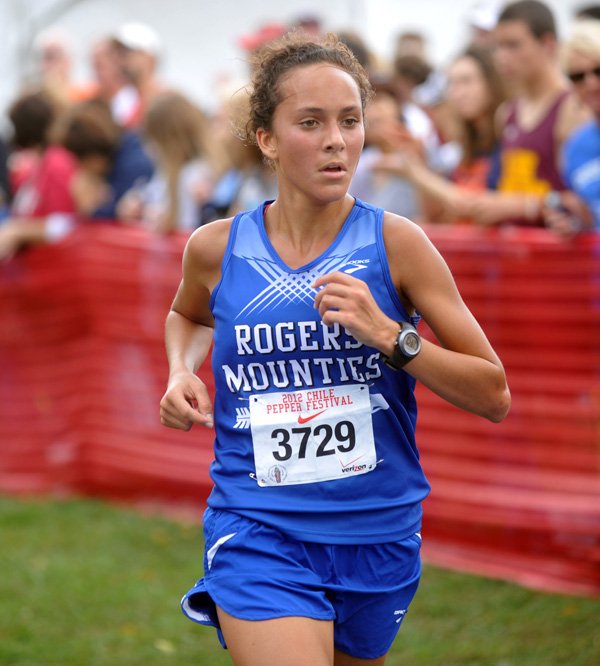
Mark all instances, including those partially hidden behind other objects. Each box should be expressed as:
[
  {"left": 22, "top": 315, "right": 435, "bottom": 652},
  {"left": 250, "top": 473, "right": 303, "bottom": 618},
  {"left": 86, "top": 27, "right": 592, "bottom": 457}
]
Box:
[{"left": 249, "top": 384, "right": 377, "bottom": 487}]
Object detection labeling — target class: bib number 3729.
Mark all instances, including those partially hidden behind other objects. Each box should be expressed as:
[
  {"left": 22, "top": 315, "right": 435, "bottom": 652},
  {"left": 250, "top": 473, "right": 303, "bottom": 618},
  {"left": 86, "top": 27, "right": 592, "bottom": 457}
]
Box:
[{"left": 249, "top": 384, "right": 377, "bottom": 487}]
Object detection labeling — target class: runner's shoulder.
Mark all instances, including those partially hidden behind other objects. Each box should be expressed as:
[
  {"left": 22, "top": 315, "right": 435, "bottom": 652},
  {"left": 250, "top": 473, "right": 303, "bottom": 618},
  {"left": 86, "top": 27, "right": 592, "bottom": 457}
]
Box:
[{"left": 184, "top": 217, "right": 234, "bottom": 272}]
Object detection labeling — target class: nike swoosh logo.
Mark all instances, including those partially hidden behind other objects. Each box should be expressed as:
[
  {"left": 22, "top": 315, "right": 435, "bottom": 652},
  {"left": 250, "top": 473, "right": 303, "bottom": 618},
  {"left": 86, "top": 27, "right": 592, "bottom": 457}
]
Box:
[{"left": 297, "top": 409, "right": 327, "bottom": 424}]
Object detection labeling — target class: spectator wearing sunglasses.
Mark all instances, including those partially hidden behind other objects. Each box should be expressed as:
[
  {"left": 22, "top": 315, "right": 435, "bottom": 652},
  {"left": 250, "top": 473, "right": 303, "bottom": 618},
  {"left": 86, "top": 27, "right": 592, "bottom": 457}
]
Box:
[{"left": 555, "top": 20, "right": 600, "bottom": 231}]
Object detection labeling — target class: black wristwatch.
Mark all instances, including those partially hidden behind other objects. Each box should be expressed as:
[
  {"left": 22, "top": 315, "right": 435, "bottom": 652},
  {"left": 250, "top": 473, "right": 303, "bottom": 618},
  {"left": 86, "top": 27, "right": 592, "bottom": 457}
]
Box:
[{"left": 383, "top": 321, "right": 421, "bottom": 370}]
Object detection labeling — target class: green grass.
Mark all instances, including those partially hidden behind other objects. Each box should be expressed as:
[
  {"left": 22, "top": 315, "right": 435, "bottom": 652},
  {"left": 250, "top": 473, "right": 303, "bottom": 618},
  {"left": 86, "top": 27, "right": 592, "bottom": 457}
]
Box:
[{"left": 0, "top": 496, "right": 598, "bottom": 666}]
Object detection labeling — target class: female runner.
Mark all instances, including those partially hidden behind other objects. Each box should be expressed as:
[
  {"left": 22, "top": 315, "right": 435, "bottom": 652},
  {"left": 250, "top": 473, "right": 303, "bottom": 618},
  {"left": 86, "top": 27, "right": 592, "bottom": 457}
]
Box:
[{"left": 160, "top": 32, "right": 510, "bottom": 666}]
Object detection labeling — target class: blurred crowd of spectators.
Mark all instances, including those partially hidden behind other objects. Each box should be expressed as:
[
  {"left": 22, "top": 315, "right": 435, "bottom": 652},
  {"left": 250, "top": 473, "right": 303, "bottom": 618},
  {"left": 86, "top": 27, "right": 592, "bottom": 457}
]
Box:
[{"left": 1, "top": 0, "right": 600, "bottom": 260}]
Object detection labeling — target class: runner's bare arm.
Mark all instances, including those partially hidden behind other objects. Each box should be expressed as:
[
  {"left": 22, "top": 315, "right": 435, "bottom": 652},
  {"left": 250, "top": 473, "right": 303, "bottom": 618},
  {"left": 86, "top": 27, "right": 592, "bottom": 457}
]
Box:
[
  {"left": 160, "top": 219, "right": 232, "bottom": 431},
  {"left": 385, "top": 214, "right": 509, "bottom": 421},
  {"left": 313, "top": 215, "right": 510, "bottom": 422}
]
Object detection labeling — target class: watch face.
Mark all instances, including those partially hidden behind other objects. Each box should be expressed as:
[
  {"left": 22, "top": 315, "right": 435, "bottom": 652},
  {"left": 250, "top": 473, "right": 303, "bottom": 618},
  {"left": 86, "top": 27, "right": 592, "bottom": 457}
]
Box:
[{"left": 402, "top": 332, "right": 421, "bottom": 356}]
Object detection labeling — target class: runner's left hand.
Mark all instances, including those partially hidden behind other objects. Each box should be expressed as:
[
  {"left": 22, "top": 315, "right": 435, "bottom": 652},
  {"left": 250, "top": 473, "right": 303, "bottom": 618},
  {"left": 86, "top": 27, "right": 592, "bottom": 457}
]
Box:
[{"left": 313, "top": 271, "right": 398, "bottom": 353}]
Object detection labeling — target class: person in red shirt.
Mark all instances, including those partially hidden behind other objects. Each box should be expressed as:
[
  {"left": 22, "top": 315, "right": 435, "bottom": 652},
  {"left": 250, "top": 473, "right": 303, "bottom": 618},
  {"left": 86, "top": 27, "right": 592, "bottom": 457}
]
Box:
[
  {"left": 0, "top": 89, "right": 77, "bottom": 258},
  {"left": 11, "top": 144, "right": 77, "bottom": 219}
]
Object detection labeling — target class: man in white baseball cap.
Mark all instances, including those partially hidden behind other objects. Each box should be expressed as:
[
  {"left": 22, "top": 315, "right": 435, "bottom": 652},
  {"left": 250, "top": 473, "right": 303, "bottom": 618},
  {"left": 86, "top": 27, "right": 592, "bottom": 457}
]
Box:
[
  {"left": 467, "top": 1, "right": 502, "bottom": 47},
  {"left": 114, "top": 22, "right": 162, "bottom": 58},
  {"left": 112, "top": 22, "right": 167, "bottom": 126}
]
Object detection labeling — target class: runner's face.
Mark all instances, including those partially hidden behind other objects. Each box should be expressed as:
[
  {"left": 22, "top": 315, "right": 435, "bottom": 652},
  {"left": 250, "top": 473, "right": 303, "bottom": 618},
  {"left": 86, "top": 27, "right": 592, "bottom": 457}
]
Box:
[{"left": 257, "top": 63, "right": 365, "bottom": 204}]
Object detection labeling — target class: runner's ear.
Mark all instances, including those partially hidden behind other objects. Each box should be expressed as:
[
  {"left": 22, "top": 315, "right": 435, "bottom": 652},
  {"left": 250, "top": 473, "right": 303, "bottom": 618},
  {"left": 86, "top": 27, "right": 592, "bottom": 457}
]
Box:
[{"left": 256, "top": 127, "right": 278, "bottom": 162}]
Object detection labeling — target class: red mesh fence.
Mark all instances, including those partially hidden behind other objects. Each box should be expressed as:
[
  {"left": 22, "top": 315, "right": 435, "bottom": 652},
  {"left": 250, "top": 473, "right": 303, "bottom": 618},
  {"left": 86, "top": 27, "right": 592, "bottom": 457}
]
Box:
[{"left": 0, "top": 224, "right": 598, "bottom": 596}]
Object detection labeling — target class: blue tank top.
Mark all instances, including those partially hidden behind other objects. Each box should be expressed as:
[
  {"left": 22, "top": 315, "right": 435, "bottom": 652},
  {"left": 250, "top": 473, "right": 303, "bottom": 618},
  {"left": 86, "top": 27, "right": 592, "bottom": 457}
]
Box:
[{"left": 207, "top": 198, "right": 431, "bottom": 544}]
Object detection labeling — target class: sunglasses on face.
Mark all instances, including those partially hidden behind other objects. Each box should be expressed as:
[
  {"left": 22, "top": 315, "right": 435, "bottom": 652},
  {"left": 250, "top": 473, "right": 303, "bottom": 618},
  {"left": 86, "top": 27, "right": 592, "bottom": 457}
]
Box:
[{"left": 567, "top": 66, "right": 600, "bottom": 84}]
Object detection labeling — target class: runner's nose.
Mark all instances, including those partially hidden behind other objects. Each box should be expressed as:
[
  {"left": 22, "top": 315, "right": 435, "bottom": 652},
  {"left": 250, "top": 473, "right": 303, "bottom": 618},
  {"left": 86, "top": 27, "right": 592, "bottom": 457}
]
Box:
[{"left": 324, "top": 121, "right": 345, "bottom": 152}]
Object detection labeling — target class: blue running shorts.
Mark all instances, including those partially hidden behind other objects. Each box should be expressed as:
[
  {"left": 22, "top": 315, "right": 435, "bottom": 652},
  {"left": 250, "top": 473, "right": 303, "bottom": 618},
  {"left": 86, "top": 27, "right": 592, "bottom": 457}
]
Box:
[{"left": 181, "top": 507, "right": 422, "bottom": 660}]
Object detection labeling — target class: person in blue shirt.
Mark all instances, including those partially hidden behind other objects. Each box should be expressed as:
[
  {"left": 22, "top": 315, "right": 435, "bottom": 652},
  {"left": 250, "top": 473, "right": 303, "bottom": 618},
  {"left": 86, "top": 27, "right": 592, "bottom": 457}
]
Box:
[
  {"left": 92, "top": 129, "right": 154, "bottom": 220},
  {"left": 552, "top": 20, "right": 600, "bottom": 233},
  {"left": 61, "top": 98, "right": 155, "bottom": 220},
  {"left": 160, "top": 33, "right": 510, "bottom": 666}
]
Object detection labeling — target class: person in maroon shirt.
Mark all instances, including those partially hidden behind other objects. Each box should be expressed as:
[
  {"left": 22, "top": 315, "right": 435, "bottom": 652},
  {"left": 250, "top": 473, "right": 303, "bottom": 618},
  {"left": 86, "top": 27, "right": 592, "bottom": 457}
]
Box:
[
  {"left": 383, "top": 0, "right": 591, "bottom": 228},
  {"left": 471, "top": 0, "right": 590, "bottom": 225},
  {"left": 353, "top": 2, "right": 590, "bottom": 230}
]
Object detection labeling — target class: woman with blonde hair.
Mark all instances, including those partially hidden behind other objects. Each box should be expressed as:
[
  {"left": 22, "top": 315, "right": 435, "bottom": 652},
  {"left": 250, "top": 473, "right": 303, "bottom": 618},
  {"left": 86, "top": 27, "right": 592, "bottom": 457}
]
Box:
[
  {"left": 119, "top": 91, "right": 218, "bottom": 233},
  {"left": 546, "top": 19, "right": 600, "bottom": 232},
  {"left": 200, "top": 86, "right": 277, "bottom": 224}
]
